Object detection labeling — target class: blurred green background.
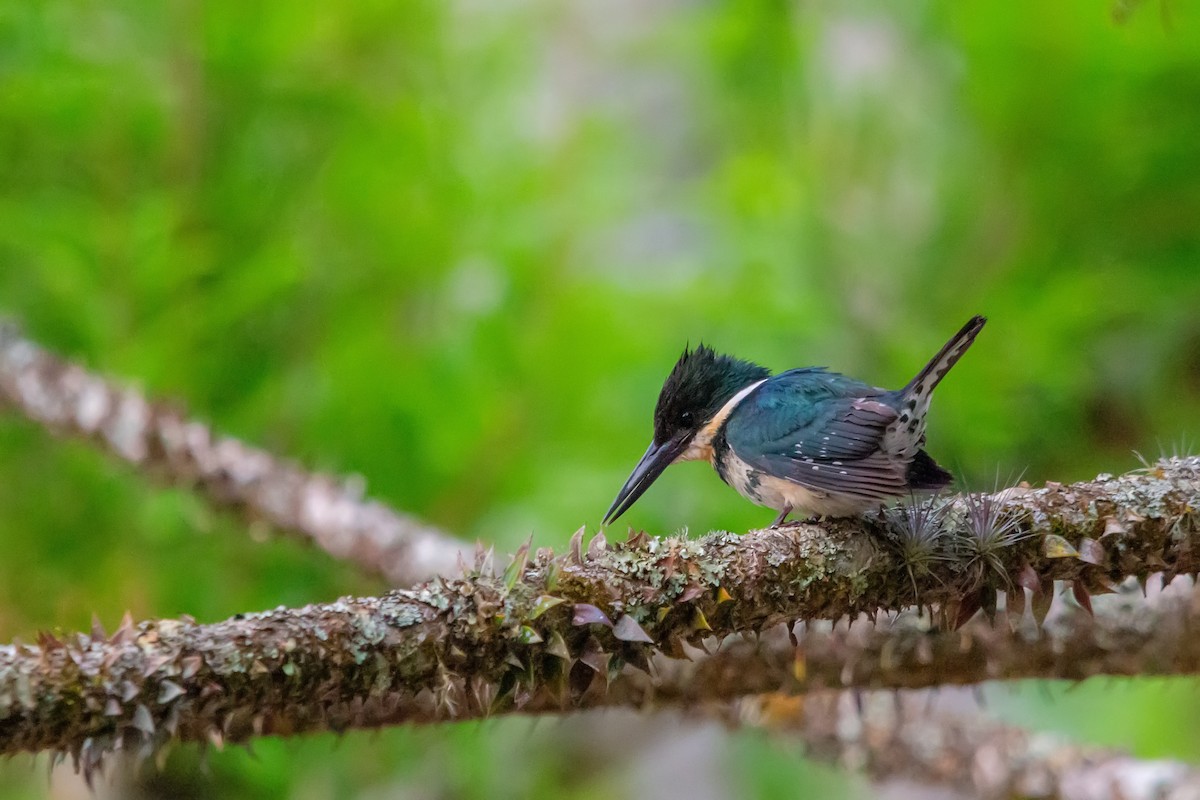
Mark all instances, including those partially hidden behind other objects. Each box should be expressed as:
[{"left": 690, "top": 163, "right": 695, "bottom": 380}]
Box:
[{"left": 2, "top": 0, "right": 1199, "bottom": 797}]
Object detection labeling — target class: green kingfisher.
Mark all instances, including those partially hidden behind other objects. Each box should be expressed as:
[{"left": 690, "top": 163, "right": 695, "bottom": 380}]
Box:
[{"left": 604, "top": 315, "right": 986, "bottom": 527}]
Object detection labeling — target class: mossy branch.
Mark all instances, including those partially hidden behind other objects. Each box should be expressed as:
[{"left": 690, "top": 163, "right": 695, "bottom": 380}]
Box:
[
  {"left": 2, "top": 458, "right": 1199, "bottom": 773},
  {"left": 0, "top": 321, "right": 464, "bottom": 586}
]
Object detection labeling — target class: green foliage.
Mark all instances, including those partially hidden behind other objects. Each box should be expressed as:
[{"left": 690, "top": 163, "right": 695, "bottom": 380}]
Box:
[{"left": 1, "top": 0, "right": 1198, "bottom": 796}]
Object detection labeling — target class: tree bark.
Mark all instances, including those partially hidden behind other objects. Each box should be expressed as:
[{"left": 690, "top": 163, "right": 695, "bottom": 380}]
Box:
[
  {"left": 6, "top": 577, "right": 1200, "bottom": 797},
  {"left": 2, "top": 460, "right": 1198, "bottom": 766}
]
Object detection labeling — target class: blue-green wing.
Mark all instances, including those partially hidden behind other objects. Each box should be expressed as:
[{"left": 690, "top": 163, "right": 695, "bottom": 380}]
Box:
[{"left": 724, "top": 369, "right": 907, "bottom": 499}]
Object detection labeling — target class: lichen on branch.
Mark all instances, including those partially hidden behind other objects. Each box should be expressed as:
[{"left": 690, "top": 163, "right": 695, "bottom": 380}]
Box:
[{"left": 1, "top": 458, "right": 1198, "bottom": 769}]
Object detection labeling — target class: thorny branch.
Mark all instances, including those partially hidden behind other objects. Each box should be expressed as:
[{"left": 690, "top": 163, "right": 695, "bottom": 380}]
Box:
[
  {"left": 1, "top": 458, "right": 1199, "bottom": 773},
  {"left": 619, "top": 573, "right": 1200, "bottom": 705},
  {"left": 0, "top": 322, "right": 464, "bottom": 586},
  {"left": 6, "top": 582, "right": 1200, "bottom": 800}
]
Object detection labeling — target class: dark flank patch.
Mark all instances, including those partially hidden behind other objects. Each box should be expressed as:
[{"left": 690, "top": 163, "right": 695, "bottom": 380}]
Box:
[
  {"left": 713, "top": 425, "right": 732, "bottom": 483},
  {"left": 745, "top": 469, "right": 762, "bottom": 500},
  {"left": 714, "top": 426, "right": 763, "bottom": 500}
]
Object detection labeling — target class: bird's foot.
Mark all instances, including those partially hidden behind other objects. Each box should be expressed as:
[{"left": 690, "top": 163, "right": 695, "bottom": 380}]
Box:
[
  {"left": 770, "top": 509, "right": 826, "bottom": 529},
  {"left": 768, "top": 505, "right": 794, "bottom": 528}
]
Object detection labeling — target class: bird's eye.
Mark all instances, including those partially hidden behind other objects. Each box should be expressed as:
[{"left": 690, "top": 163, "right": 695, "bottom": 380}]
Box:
[{"left": 679, "top": 411, "right": 693, "bottom": 424}]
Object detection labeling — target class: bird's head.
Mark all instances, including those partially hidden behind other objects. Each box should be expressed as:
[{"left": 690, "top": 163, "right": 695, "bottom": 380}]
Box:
[{"left": 604, "top": 344, "right": 769, "bottom": 524}]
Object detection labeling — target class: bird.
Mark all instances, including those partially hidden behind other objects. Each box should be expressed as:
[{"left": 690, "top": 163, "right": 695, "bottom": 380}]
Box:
[{"left": 603, "top": 315, "right": 987, "bottom": 527}]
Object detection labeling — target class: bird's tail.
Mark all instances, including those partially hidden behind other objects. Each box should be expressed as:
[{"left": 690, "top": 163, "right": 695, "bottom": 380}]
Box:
[{"left": 901, "top": 315, "right": 987, "bottom": 398}]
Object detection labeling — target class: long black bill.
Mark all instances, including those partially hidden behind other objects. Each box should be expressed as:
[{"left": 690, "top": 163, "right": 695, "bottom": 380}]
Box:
[{"left": 603, "top": 434, "right": 689, "bottom": 525}]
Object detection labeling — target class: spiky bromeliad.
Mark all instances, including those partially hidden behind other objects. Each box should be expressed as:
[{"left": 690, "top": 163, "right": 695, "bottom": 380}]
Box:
[{"left": 604, "top": 316, "right": 987, "bottom": 527}]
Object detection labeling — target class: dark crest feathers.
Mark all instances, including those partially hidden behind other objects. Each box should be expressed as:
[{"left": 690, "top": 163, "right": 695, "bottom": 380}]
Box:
[{"left": 652, "top": 344, "right": 770, "bottom": 443}]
